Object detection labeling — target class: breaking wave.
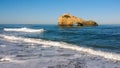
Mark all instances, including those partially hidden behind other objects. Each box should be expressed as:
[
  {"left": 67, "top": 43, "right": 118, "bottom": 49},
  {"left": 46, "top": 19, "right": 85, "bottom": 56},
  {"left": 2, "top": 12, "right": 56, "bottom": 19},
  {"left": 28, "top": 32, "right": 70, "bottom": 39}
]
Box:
[
  {"left": 4, "top": 27, "right": 45, "bottom": 33},
  {"left": 0, "top": 35, "right": 120, "bottom": 61}
]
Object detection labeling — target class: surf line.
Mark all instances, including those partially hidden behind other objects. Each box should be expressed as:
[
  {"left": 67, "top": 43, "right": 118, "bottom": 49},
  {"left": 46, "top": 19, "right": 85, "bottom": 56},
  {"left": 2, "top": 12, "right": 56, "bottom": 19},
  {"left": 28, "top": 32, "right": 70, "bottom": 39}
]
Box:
[{"left": 1, "top": 35, "right": 120, "bottom": 61}]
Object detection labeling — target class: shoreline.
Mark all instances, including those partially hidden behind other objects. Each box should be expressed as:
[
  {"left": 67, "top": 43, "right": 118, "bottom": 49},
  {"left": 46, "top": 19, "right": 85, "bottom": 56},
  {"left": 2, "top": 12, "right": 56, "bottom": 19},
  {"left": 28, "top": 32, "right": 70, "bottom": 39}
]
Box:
[
  {"left": 0, "top": 35, "right": 120, "bottom": 68},
  {"left": 0, "top": 45, "right": 120, "bottom": 68}
]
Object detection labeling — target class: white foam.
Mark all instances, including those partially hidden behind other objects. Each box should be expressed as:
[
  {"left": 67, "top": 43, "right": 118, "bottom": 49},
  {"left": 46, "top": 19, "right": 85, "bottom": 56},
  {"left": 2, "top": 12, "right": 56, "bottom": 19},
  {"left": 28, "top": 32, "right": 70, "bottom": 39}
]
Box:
[
  {"left": 1, "top": 35, "right": 120, "bottom": 61},
  {"left": 0, "top": 56, "right": 25, "bottom": 63},
  {"left": 0, "top": 45, "right": 6, "bottom": 48},
  {"left": 0, "top": 57, "right": 12, "bottom": 62},
  {"left": 4, "top": 27, "right": 45, "bottom": 33}
]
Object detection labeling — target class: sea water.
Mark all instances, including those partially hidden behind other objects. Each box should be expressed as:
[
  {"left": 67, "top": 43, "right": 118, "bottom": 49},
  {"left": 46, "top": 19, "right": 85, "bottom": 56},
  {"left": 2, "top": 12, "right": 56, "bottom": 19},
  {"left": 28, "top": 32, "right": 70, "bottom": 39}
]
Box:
[{"left": 0, "top": 24, "right": 120, "bottom": 68}]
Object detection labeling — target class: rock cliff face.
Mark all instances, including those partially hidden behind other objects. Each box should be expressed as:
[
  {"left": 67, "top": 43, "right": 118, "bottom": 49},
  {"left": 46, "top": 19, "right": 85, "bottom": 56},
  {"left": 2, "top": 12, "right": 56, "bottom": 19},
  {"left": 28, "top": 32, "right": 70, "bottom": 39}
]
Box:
[{"left": 58, "top": 13, "right": 98, "bottom": 26}]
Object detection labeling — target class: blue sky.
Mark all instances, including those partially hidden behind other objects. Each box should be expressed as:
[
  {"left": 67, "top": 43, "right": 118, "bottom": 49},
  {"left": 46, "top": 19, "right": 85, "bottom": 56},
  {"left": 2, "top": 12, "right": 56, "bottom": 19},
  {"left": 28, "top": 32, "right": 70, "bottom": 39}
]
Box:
[{"left": 0, "top": 0, "right": 120, "bottom": 24}]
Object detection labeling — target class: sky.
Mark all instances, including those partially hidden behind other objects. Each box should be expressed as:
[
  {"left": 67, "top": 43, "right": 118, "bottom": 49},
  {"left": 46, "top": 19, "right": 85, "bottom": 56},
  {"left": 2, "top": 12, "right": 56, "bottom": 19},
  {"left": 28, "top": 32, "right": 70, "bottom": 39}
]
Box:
[{"left": 0, "top": 0, "right": 120, "bottom": 24}]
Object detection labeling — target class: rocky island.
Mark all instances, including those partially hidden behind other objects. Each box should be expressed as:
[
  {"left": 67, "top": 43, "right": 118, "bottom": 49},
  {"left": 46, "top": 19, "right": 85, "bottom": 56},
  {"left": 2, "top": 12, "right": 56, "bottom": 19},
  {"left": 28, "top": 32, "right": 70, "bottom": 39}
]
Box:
[{"left": 58, "top": 13, "right": 98, "bottom": 27}]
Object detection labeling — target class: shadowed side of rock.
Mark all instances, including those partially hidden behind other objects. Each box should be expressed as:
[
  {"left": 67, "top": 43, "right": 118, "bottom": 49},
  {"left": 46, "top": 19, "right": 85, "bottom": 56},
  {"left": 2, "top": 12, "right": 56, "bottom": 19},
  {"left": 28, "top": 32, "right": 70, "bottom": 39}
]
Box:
[
  {"left": 83, "top": 20, "right": 98, "bottom": 26},
  {"left": 58, "top": 13, "right": 98, "bottom": 27}
]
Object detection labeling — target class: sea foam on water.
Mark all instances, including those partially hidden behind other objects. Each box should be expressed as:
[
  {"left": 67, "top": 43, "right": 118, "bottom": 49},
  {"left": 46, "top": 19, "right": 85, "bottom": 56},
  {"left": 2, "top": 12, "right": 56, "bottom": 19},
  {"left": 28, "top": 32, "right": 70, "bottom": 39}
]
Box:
[
  {"left": 4, "top": 27, "right": 45, "bottom": 33},
  {"left": 0, "top": 57, "right": 11, "bottom": 62},
  {"left": 1, "top": 35, "right": 120, "bottom": 61}
]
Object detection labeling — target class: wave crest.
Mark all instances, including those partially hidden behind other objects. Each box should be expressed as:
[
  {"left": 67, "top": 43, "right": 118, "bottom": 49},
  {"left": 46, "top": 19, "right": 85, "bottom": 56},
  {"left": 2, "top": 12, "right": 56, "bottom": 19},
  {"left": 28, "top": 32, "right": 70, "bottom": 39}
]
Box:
[
  {"left": 4, "top": 27, "right": 45, "bottom": 33},
  {"left": 1, "top": 35, "right": 120, "bottom": 61}
]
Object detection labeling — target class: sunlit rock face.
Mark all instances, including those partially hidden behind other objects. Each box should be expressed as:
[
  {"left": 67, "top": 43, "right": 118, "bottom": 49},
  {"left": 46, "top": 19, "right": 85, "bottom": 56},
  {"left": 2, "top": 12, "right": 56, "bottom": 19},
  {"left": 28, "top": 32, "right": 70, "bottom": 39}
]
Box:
[{"left": 58, "top": 13, "right": 98, "bottom": 27}]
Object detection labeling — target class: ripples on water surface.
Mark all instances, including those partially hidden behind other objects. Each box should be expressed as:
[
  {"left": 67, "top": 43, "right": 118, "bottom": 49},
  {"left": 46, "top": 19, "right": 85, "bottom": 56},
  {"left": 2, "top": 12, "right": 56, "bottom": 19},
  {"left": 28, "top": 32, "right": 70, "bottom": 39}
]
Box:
[
  {"left": 0, "top": 24, "right": 120, "bottom": 52},
  {"left": 0, "top": 24, "right": 120, "bottom": 62}
]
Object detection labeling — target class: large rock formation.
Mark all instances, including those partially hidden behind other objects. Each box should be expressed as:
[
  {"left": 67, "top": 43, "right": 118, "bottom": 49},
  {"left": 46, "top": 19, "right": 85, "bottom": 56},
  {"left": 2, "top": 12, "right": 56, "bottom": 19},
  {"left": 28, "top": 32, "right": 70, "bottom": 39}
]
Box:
[{"left": 58, "top": 13, "right": 98, "bottom": 26}]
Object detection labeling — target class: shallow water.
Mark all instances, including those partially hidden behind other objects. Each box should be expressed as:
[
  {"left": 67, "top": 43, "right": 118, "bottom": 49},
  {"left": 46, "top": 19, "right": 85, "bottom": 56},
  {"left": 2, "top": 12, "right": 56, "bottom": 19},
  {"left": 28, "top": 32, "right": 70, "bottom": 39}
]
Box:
[
  {"left": 0, "top": 24, "right": 120, "bottom": 68},
  {"left": 0, "top": 24, "right": 120, "bottom": 51}
]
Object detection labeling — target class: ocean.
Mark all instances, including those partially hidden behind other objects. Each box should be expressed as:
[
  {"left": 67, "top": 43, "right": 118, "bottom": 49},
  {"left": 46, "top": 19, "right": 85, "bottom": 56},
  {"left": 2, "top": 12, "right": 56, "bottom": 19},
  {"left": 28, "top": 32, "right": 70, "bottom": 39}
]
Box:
[{"left": 0, "top": 24, "right": 120, "bottom": 68}]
